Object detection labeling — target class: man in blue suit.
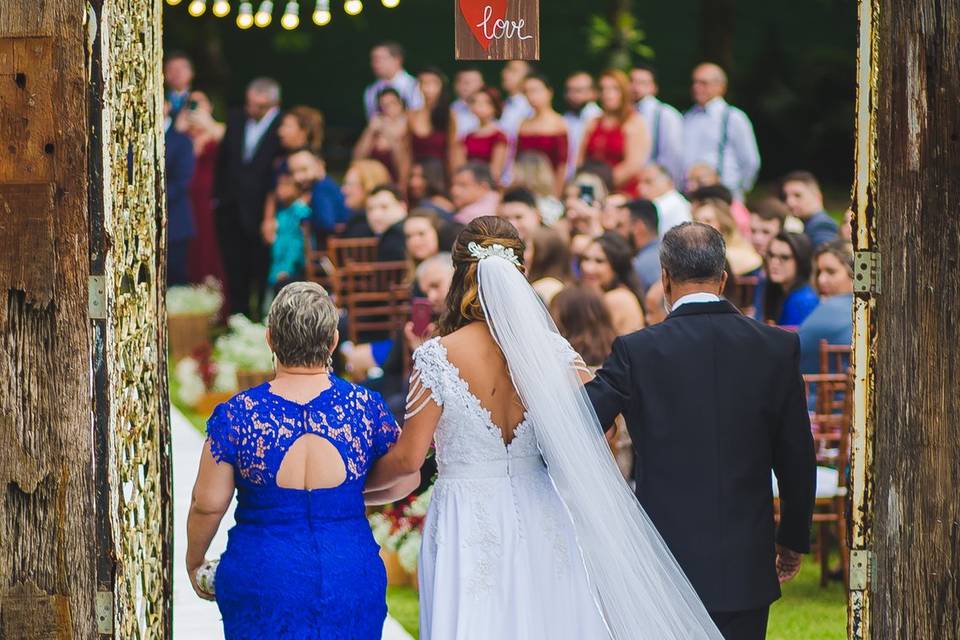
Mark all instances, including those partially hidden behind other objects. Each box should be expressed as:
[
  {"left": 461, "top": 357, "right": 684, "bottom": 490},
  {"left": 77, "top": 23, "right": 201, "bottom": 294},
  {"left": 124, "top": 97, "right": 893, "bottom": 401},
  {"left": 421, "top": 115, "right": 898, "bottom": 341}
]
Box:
[{"left": 165, "top": 99, "right": 196, "bottom": 286}]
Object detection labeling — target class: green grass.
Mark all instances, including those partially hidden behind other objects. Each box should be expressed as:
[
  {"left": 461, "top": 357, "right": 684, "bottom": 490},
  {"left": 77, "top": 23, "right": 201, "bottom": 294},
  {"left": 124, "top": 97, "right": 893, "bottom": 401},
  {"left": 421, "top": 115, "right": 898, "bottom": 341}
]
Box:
[{"left": 387, "top": 563, "right": 845, "bottom": 639}]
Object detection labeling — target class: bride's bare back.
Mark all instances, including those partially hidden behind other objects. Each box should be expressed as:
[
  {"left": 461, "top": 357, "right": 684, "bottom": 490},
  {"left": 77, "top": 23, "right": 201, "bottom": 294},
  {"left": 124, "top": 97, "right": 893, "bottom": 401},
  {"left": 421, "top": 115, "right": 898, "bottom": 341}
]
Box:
[{"left": 440, "top": 322, "right": 527, "bottom": 445}]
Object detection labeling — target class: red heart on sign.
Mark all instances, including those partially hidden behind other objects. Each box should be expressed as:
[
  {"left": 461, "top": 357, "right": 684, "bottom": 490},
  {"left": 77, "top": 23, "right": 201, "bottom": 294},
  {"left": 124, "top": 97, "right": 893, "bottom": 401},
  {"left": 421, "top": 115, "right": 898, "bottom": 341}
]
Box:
[{"left": 459, "top": 0, "right": 507, "bottom": 51}]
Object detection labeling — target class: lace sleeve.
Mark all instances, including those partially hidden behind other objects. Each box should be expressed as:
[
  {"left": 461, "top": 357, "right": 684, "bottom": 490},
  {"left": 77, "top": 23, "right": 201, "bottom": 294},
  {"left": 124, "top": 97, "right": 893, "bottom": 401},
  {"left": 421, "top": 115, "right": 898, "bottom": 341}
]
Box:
[
  {"left": 206, "top": 402, "right": 239, "bottom": 466},
  {"left": 367, "top": 391, "right": 401, "bottom": 458},
  {"left": 550, "top": 332, "right": 591, "bottom": 376},
  {"left": 405, "top": 339, "right": 446, "bottom": 421}
]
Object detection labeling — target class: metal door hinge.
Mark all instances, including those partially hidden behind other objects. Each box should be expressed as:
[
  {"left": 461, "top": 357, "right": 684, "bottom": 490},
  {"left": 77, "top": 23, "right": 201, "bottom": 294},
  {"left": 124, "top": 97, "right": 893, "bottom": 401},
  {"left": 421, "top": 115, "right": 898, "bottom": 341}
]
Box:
[
  {"left": 849, "top": 549, "right": 875, "bottom": 591},
  {"left": 95, "top": 590, "right": 113, "bottom": 634},
  {"left": 89, "top": 275, "right": 106, "bottom": 319},
  {"left": 853, "top": 251, "right": 881, "bottom": 294}
]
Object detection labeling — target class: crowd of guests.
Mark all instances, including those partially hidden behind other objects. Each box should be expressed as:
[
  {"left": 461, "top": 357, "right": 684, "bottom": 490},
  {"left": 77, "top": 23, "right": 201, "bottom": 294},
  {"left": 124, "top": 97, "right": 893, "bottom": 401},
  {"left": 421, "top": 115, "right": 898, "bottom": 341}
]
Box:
[{"left": 162, "top": 43, "right": 855, "bottom": 401}]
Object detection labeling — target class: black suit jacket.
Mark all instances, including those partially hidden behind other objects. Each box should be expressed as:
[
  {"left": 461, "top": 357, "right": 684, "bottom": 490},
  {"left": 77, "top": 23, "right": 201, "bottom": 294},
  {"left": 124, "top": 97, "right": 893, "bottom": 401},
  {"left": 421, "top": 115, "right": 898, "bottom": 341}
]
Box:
[
  {"left": 585, "top": 300, "right": 816, "bottom": 612},
  {"left": 214, "top": 108, "right": 282, "bottom": 237}
]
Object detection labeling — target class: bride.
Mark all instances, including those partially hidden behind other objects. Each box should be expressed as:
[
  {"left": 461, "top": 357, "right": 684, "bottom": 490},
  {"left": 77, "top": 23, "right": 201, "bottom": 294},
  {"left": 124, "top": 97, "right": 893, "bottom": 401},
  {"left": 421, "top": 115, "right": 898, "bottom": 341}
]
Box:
[{"left": 365, "top": 216, "right": 722, "bottom": 639}]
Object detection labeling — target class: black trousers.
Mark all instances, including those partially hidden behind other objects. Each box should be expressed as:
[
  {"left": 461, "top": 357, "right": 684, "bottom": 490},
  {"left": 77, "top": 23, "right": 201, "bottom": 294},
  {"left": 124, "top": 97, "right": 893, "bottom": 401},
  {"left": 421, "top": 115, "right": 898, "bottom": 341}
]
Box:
[
  {"left": 216, "top": 206, "right": 269, "bottom": 320},
  {"left": 709, "top": 607, "right": 770, "bottom": 640}
]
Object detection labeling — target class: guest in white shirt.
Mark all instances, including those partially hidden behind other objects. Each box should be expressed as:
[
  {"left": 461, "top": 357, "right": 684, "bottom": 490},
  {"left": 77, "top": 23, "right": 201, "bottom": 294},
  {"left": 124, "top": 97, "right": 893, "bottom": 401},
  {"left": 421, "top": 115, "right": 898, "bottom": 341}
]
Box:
[
  {"left": 682, "top": 63, "right": 761, "bottom": 200},
  {"left": 637, "top": 163, "right": 692, "bottom": 238},
  {"left": 363, "top": 42, "right": 423, "bottom": 120},
  {"left": 630, "top": 64, "right": 685, "bottom": 188},
  {"left": 563, "top": 72, "right": 603, "bottom": 180},
  {"left": 499, "top": 60, "right": 534, "bottom": 184},
  {"left": 451, "top": 67, "right": 484, "bottom": 140}
]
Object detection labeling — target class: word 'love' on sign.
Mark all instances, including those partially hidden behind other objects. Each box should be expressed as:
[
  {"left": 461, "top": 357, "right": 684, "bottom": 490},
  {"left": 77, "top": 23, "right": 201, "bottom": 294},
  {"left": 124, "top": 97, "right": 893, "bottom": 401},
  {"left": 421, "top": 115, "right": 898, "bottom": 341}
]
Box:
[{"left": 455, "top": 0, "right": 540, "bottom": 61}]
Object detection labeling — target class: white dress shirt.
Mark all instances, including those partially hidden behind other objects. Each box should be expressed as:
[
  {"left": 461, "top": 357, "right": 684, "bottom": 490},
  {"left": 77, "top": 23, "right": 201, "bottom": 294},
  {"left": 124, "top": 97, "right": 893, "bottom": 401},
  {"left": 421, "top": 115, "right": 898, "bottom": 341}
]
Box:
[
  {"left": 670, "top": 292, "right": 721, "bottom": 312},
  {"left": 682, "top": 97, "right": 761, "bottom": 199},
  {"left": 563, "top": 101, "right": 602, "bottom": 179},
  {"left": 451, "top": 99, "right": 479, "bottom": 139},
  {"left": 363, "top": 69, "right": 424, "bottom": 120},
  {"left": 653, "top": 189, "right": 693, "bottom": 238},
  {"left": 242, "top": 106, "right": 280, "bottom": 163},
  {"left": 636, "top": 95, "right": 685, "bottom": 187}
]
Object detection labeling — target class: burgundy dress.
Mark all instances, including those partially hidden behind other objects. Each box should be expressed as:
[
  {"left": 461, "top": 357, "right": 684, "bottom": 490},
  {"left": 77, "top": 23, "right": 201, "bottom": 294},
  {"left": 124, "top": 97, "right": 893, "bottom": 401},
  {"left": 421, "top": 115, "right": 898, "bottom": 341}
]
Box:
[
  {"left": 411, "top": 129, "right": 447, "bottom": 163},
  {"left": 516, "top": 132, "right": 569, "bottom": 171},
  {"left": 187, "top": 139, "right": 227, "bottom": 287},
  {"left": 464, "top": 129, "right": 508, "bottom": 164},
  {"left": 583, "top": 119, "right": 639, "bottom": 196}
]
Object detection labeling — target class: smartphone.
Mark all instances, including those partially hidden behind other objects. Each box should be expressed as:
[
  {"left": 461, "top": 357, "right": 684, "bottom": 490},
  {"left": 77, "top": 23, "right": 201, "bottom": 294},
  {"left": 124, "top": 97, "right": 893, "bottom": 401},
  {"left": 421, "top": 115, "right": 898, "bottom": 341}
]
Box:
[
  {"left": 579, "top": 183, "right": 595, "bottom": 206},
  {"left": 187, "top": 99, "right": 199, "bottom": 111},
  {"left": 411, "top": 298, "right": 433, "bottom": 337}
]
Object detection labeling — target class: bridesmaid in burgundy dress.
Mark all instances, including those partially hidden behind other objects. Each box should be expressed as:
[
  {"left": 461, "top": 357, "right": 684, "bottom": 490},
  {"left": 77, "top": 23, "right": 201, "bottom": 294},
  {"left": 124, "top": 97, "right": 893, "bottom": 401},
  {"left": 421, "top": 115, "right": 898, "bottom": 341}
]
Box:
[
  {"left": 579, "top": 69, "right": 651, "bottom": 198},
  {"left": 354, "top": 88, "right": 409, "bottom": 186},
  {"left": 515, "top": 74, "right": 568, "bottom": 197},
  {"left": 461, "top": 86, "right": 509, "bottom": 181},
  {"left": 407, "top": 68, "right": 456, "bottom": 182},
  {"left": 175, "top": 91, "right": 227, "bottom": 290}
]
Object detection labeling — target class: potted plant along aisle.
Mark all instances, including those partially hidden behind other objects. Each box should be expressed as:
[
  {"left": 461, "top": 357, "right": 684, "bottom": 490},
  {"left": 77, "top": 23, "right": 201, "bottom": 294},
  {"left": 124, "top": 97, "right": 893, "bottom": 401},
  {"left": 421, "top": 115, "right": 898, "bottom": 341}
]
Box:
[
  {"left": 215, "top": 314, "right": 276, "bottom": 390},
  {"left": 167, "top": 278, "right": 224, "bottom": 359}
]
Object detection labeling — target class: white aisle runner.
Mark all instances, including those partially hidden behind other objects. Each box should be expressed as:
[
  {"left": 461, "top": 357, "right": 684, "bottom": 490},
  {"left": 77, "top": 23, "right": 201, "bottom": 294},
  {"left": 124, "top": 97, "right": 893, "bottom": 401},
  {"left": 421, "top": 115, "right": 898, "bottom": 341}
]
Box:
[{"left": 170, "top": 405, "right": 413, "bottom": 639}]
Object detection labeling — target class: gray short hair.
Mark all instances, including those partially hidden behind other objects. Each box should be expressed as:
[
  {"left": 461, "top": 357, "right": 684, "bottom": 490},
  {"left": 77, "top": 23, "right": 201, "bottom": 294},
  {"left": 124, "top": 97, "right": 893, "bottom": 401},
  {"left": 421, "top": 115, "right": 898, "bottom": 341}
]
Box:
[
  {"left": 247, "top": 77, "right": 281, "bottom": 105},
  {"left": 660, "top": 222, "right": 727, "bottom": 283},
  {"left": 267, "top": 282, "right": 338, "bottom": 368},
  {"left": 416, "top": 252, "right": 453, "bottom": 280}
]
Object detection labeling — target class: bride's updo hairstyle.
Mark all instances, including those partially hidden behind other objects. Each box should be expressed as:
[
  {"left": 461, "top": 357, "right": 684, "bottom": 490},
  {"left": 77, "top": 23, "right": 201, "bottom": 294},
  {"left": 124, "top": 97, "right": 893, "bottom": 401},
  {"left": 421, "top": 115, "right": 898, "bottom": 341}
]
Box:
[{"left": 439, "top": 215, "right": 526, "bottom": 336}]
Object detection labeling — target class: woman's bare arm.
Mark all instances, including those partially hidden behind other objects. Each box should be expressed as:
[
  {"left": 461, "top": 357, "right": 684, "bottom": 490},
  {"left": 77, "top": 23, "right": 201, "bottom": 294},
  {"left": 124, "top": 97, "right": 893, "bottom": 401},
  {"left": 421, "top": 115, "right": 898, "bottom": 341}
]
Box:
[{"left": 185, "top": 442, "right": 235, "bottom": 599}]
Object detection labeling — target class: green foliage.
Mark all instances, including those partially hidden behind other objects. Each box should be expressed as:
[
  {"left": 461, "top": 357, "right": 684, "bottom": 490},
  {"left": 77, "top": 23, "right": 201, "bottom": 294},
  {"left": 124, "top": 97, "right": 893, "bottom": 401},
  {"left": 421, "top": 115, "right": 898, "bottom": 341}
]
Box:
[
  {"left": 586, "top": 11, "right": 654, "bottom": 71},
  {"left": 386, "top": 587, "right": 420, "bottom": 637}
]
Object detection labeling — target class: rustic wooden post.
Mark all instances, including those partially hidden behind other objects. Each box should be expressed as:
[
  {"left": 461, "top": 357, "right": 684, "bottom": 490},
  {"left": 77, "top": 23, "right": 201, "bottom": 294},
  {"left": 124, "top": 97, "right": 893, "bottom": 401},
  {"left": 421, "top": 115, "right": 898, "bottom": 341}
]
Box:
[
  {"left": 0, "top": 1, "right": 171, "bottom": 638},
  {"left": 849, "top": 0, "right": 960, "bottom": 637}
]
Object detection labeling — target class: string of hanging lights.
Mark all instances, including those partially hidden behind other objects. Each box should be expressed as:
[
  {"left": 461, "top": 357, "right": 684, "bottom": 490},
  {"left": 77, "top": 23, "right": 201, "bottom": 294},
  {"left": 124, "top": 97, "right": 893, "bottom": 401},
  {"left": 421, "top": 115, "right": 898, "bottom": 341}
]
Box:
[{"left": 166, "top": 0, "right": 400, "bottom": 29}]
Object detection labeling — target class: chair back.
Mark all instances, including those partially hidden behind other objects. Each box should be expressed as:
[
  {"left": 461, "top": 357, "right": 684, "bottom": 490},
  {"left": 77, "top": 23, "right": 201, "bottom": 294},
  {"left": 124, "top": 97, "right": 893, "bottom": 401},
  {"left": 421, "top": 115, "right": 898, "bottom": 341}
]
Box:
[
  {"left": 340, "top": 262, "right": 410, "bottom": 343},
  {"left": 727, "top": 275, "right": 759, "bottom": 313},
  {"left": 819, "top": 340, "right": 852, "bottom": 375},
  {"left": 803, "top": 372, "right": 852, "bottom": 471},
  {"left": 327, "top": 237, "right": 380, "bottom": 269}
]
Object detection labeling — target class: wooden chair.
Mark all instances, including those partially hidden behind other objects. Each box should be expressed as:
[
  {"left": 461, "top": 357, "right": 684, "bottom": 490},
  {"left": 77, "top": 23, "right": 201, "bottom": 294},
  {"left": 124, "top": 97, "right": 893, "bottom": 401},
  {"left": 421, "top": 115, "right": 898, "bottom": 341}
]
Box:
[
  {"left": 726, "top": 275, "right": 759, "bottom": 314},
  {"left": 339, "top": 261, "right": 410, "bottom": 343},
  {"left": 819, "top": 340, "right": 852, "bottom": 375},
  {"left": 327, "top": 237, "right": 380, "bottom": 269},
  {"left": 807, "top": 372, "right": 852, "bottom": 587},
  {"left": 303, "top": 226, "right": 335, "bottom": 290}
]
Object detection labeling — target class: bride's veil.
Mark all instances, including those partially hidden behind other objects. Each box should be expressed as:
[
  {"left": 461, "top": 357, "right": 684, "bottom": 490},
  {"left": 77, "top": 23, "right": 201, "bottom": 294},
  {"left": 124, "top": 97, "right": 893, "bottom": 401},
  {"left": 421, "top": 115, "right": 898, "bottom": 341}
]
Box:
[{"left": 477, "top": 252, "right": 723, "bottom": 640}]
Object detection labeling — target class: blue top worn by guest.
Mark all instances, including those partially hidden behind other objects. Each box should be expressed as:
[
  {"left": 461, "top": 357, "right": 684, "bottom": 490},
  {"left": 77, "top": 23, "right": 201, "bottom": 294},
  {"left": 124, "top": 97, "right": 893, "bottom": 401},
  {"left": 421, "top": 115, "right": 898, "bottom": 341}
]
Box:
[
  {"left": 206, "top": 378, "right": 400, "bottom": 640},
  {"left": 309, "top": 176, "right": 349, "bottom": 233},
  {"left": 778, "top": 283, "right": 820, "bottom": 326},
  {"left": 268, "top": 200, "right": 312, "bottom": 286},
  {"left": 803, "top": 211, "right": 840, "bottom": 249},
  {"left": 632, "top": 239, "right": 662, "bottom": 294},
  {"left": 798, "top": 293, "right": 853, "bottom": 374}
]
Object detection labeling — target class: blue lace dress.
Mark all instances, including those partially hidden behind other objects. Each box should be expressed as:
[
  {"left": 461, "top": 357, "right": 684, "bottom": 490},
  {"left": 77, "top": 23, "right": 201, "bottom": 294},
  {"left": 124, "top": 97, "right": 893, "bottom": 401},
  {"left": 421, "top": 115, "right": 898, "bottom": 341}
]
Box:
[{"left": 205, "top": 376, "right": 400, "bottom": 639}]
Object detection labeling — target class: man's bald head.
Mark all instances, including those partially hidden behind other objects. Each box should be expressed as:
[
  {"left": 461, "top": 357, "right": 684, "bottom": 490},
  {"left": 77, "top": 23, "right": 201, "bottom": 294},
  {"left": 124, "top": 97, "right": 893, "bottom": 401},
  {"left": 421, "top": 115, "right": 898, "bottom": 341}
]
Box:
[{"left": 691, "top": 63, "right": 728, "bottom": 106}]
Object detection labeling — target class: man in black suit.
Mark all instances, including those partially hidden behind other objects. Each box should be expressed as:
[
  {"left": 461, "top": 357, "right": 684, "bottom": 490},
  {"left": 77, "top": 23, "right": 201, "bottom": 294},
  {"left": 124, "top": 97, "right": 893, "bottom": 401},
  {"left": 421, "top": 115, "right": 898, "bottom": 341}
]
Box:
[
  {"left": 585, "top": 222, "right": 816, "bottom": 640},
  {"left": 214, "top": 77, "right": 283, "bottom": 319},
  {"left": 164, "top": 99, "right": 196, "bottom": 286}
]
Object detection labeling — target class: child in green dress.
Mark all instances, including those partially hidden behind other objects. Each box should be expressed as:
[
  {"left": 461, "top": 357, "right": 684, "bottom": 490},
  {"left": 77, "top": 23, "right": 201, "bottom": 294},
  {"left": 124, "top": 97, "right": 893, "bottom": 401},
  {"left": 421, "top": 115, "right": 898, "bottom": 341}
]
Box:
[{"left": 267, "top": 170, "right": 312, "bottom": 292}]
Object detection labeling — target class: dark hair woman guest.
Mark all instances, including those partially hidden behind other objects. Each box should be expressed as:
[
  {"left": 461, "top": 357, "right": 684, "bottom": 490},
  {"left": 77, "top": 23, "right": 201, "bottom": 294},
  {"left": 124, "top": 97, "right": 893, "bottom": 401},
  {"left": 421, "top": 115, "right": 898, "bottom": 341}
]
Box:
[
  {"left": 516, "top": 74, "right": 569, "bottom": 197},
  {"left": 579, "top": 232, "right": 646, "bottom": 335},
  {"left": 186, "top": 282, "right": 418, "bottom": 638},
  {"left": 461, "top": 86, "right": 509, "bottom": 181},
  {"left": 408, "top": 67, "right": 457, "bottom": 176},
  {"left": 761, "top": 231, "right": 819, "bottom": 326},
  {"left": 798, "top": 240, "right": 854, "bottom": 373}
]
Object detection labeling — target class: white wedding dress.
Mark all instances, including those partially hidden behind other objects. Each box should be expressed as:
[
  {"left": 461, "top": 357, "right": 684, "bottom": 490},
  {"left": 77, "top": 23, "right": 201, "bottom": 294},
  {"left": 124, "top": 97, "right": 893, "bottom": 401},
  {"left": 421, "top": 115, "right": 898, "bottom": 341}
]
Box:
[
  {"left": 407, "top": 246, "right": 723, "bottom": 640},
  {"left": 411, "top": 337, "right": 611, "bottom": 640}
]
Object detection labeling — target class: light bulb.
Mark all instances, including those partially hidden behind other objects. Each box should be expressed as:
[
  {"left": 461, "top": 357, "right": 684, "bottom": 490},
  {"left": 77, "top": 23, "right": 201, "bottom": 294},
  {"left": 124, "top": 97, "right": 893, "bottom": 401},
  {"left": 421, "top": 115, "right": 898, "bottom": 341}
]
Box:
[
  {"left": 254, "top": 0, "right": 274, "bottom": 26},
  {"left": 188, "top": 0, "right": 207, "bottom": 15},
  {"left": 167, "top": 0, "right": 183, "bottom": 5},
  {"left": 381, "top": 0, "right": 398, "bottom": 7},
  {"left": 280, "top": 1, "right": 300, "bottom": 29},
  {"left": 212, "top": 0, "right": 231, "bottom": 16},
  {"left": 236, "top": 1, "right": 254, "bottom": 27},
  {"left": 344, "top": 0, "right": 362, "bottom": 15},
  {"left": 312, "top": 9, "right": 331, "bottom": 24}
]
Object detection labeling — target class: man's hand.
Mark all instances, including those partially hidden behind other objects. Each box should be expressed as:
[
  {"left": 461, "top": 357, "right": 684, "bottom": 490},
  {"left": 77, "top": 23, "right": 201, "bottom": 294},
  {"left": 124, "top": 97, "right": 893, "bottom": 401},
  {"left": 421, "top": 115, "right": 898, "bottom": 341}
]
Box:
[
  {"left": 404, "top": 321, "right": 435, "bottom": 352},
  {"left": 776, "top": 544, "right": 803, "bottom": 583}
]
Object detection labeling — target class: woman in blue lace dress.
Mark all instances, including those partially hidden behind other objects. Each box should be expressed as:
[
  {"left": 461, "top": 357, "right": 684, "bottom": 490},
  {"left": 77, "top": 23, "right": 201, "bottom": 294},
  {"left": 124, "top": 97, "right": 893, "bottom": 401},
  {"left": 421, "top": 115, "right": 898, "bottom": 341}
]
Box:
[{"left": 186, "top": 282, "right": 419, "bottom": 639}]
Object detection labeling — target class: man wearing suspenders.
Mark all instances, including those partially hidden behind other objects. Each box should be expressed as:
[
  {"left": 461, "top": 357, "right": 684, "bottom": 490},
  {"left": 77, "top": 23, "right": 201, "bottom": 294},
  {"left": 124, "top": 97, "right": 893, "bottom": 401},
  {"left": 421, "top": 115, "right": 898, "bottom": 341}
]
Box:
[
  {"left": 630, "top": 64, "right": 686, "bottom": 188},
  {"left": 682, "top": 63, "right": 761, "bottom": 201}
]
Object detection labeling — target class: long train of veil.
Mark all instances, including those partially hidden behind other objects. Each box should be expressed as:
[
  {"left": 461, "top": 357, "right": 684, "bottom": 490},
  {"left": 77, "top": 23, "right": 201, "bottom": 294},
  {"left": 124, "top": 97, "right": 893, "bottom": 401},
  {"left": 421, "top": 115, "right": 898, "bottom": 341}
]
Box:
[{"left": 477, "top": 252, "right": 724, "bottom": 640}]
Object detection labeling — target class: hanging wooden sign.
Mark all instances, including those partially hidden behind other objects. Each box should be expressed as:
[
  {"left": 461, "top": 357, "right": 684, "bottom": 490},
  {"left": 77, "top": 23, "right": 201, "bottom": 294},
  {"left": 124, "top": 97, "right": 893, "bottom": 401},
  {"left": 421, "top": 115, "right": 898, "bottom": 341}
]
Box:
[{"left": 455, "top": 0, "right": 540, "bottom": 61}]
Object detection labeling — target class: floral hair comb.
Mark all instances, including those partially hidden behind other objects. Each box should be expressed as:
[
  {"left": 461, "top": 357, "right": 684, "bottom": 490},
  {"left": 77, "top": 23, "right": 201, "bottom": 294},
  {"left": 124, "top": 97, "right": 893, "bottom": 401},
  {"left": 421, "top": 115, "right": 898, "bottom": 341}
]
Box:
[{"left": 467, "top": 242, "right": 521, "bottom": 267}]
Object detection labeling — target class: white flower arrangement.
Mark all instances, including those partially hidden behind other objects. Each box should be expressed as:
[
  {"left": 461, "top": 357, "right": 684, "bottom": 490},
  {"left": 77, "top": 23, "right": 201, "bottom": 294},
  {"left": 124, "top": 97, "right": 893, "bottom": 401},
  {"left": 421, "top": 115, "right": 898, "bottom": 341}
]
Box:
[
  {"left": 368, "top": 512, "right": 393, "bottom": 546},
  {"left": 175, "top": 357, "right": 206, "bottom": 407},
  {"left": 397, "top": 530, "right": 422, "bottom": 573},
  {"left": 167, "top": 277, "right": 224, "bottom": 316},
  {"left": 214, "top": 314, "right": 274, "bottom": 373}
]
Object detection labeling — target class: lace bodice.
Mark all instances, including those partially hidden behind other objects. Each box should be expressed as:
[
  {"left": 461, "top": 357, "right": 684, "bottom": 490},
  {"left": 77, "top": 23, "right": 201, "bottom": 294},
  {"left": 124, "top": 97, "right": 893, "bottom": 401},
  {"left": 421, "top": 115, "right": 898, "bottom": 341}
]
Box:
[
  {"left": 206, "top": 376, "right": 399, "bottom": 487},
  {"left": 408, "top": 337, "right": 582, "bottom": 465}
]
